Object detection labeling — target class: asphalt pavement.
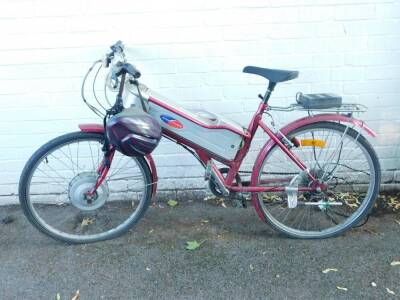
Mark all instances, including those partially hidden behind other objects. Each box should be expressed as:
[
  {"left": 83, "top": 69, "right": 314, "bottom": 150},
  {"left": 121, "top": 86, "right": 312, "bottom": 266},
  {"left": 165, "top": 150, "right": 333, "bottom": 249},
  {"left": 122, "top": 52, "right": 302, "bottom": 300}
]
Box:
[{"left": 0, "top": 199, "right": 399, "bottom": 299}]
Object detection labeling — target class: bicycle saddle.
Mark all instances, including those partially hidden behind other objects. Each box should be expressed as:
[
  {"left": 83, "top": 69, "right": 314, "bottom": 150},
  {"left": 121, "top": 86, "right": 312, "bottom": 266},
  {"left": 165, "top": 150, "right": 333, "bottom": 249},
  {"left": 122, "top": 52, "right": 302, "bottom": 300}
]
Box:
[{"left": 243, "top": 66, "right": 299, "bottom": 83}]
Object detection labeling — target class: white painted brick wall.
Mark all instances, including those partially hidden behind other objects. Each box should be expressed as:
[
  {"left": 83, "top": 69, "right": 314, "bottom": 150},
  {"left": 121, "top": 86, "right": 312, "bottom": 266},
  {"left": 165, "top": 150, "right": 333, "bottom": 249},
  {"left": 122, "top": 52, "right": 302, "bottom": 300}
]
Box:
[{"left": 1, "top": 0, "right": 400, "bottom": 203}]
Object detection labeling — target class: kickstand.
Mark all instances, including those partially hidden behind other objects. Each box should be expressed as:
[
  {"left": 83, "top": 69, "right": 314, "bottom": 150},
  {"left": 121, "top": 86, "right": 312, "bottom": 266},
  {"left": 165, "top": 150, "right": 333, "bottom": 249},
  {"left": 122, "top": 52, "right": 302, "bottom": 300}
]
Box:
[
  {"left": 353, "top": 214, "right": 370, "bottom": 228},
  {"left": 230, "top": 193, "right": 247, "bottom": 208}
]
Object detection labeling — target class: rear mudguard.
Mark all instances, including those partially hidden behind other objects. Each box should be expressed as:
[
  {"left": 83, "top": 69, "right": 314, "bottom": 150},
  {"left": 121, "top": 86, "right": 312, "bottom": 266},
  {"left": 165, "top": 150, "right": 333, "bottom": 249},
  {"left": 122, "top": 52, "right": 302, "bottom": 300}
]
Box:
[
  {"left": 250, "top": 113, "right": 377, "bottom": 221},
  {"left": 78, "top": 124, "right": 158, "bottom": 201}
]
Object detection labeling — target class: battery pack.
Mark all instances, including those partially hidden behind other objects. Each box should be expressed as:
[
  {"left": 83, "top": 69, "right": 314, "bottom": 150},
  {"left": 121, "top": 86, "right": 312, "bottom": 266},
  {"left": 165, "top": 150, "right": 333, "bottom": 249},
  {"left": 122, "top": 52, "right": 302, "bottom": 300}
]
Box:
[{"left": 296, "top": 92, "right": 342, "bottom": 109}]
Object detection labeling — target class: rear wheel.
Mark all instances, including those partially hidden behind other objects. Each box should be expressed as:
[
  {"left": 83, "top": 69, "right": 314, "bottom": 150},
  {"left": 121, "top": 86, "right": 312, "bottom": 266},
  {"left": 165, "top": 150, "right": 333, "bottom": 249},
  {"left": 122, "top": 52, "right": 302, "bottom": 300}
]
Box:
[
  {"left": 19, "top": 132, "right": 152, "bottom": 244},
  {"left": 254, "top": 122, "right": 380, "bottom": 238}
]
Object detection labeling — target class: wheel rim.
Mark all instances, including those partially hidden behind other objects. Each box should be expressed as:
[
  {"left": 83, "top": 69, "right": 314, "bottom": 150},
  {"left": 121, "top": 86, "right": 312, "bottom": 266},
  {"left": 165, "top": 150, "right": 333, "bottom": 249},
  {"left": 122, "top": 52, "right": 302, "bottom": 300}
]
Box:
[
  {"left": 25, "top": 135, "right": 150, "bottom": 242},
  {"left": 256, "top": 125, "right": 376, "bottom": 237}
]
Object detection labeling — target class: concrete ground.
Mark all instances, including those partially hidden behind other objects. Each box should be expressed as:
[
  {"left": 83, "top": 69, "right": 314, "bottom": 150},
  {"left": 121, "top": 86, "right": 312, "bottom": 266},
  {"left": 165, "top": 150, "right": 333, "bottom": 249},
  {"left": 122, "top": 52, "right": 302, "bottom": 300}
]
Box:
[{"left": 0, "top": 199, "right": 399, "bottom": 300}]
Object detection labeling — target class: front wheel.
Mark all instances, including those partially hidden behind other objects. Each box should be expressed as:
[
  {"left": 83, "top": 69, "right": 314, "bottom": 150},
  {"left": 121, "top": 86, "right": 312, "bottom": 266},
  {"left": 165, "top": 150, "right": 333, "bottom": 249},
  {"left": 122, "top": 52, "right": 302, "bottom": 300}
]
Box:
[
  {"left": 253, "top": 122, "right": 380, "bottom": 239},
  {"left": 19, "top": 132, "right": 153, "bottom": 244}
]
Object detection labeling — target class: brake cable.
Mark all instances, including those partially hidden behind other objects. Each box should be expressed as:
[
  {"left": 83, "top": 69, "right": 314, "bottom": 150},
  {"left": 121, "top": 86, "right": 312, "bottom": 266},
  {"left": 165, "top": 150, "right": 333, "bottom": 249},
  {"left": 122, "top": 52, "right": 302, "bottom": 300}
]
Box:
[
  {"left": 129, "top": 79, "right": 148, "bottom": 112},
  {"left": 81, "top": 59, "right": 105, "bottom": 118}
]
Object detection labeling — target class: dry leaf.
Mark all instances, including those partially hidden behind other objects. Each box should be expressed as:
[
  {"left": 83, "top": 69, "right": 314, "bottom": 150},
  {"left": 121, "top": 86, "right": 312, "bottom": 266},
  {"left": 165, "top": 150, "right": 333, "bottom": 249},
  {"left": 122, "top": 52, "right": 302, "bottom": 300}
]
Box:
[
  {"left": 80, "top": 217, "right": 94, "bottom": 228},
  {"left": 203, "top": 196, "right": 215, "bottom": 201},
  {"left": 322, "top": 268, "right": 338, "bottom": 274},
  {"left": 336, "top": 286, "right": 348, "bottom": 291},
  {"left": 390, "top": 261, "right": 400, "bottom": 266},
  {"left": 71, "top": 290, "right": 80, "bottom": 300},
  {"left": 386, "top": 288, "right": 395, "bottom": 295},
  {"left": 371, "top": 282, "right": 377, "bottom": 287},
  {"left": 364, "top": 228, "right": 379, "bottom": 235},
  {"left": 1, "top": 216, "right": 14, "bottom": 224},
  {"left": 221, "top": 202, "right": 227, "bottom": 208}
]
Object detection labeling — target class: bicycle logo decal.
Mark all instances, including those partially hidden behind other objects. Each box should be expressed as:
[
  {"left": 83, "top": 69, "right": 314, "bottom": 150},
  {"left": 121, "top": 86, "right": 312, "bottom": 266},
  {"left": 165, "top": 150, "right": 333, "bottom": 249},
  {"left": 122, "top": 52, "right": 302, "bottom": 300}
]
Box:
[{"left": 160, "top": 115, "right": 184, "bottom": 129}]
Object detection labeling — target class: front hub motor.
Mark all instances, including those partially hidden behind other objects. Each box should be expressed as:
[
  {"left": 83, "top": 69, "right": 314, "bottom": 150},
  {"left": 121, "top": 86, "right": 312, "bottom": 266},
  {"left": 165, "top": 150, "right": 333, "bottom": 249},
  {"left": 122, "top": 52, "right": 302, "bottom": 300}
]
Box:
[{"left": 68, "top": 172, "right": 109, "bottom": 211}]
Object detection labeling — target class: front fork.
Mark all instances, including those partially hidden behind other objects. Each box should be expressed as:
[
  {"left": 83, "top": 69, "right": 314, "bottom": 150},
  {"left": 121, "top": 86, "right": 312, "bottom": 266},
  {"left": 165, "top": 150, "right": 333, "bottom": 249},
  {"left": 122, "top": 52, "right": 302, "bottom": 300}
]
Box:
[{"left": 85, "top": 149, "right": 115, "bottom": 200}]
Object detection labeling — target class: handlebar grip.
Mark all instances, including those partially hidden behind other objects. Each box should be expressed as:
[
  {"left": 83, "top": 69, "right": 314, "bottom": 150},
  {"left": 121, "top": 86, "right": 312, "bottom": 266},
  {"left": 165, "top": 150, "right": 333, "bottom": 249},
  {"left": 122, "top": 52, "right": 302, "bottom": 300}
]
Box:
[
  {"left": 125, "top": 63, "right": 141, "bottom": 79},
  {"left": 114, "top": 62, "right": 141, "bottom": 79}
]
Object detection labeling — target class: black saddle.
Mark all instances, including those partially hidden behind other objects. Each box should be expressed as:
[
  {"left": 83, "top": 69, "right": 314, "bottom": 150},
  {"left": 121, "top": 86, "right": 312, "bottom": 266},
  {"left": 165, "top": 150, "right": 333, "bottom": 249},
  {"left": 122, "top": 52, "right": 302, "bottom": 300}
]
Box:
[{"left": 243, "top": 66, "right": 299, "bottom": 83}]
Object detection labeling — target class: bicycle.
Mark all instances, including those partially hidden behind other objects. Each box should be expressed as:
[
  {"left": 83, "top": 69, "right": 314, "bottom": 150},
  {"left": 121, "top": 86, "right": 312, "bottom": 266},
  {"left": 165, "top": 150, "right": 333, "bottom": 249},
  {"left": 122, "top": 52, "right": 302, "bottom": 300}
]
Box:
[{"left": 19, "top": 41, "right": 381, "bottom": 243}]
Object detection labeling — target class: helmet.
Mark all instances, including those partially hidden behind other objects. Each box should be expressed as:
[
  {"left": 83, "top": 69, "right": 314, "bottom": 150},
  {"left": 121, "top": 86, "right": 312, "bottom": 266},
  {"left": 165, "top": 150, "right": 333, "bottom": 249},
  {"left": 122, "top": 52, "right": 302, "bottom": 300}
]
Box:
[{"left": 106, "top": 107, "right": 162, "bottom": 156}]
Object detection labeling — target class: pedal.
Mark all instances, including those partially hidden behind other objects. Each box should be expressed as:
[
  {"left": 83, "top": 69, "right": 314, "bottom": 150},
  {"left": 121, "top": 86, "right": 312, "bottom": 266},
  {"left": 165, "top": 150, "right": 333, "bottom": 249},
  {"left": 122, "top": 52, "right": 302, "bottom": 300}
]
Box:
[
  {"left": 232, "top": 194, "right": 247, "bottom": 208},
  {"left": 285, "top": 186, "right": 298, "bottom": 208}
]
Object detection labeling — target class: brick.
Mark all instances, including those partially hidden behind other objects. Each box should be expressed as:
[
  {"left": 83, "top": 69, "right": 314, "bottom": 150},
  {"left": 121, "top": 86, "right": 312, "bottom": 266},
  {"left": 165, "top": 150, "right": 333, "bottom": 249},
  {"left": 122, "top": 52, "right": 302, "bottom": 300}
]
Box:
[
  {"left": 365, "top": 66, "right": 400, "bottom": 80},
  {"left": 380, "top": 158, "right": 400, "bottom": 171},
  {"left": 0, "top": 0, "right": 35, "bottom": 18},
  {"left": 367, "top": 36, "right": 400, "bottom": 51},
  {"left": 343, "top": 20, "right": 399, "bottom": 36},
  {"left": 381, "top": 170, "right": 394, "bottom": 184},
  {"left": 343, "top": 80, "right": 400, "bottom": 94},
  {"left": 395, "top": 171, "right": 400, "bottom": 183},
  {"left": 375, "top": 3, "right": 400, "bottom": 19},
  {"left": 205, "top": 72, "right": 246, "bottom": 86},
  {"left": 298, "top": 6, "right": 335, "bottom": 22},
  {"left": 140, "top": 60, "right": 176, "bottom": 75},
  {"left": 312, "top": 54, "right": 344, "bottom": 67},
  {"left": 331, "top": 67, "right": 365, "bottom": 81},
  {"left": 335, "top": 4, "right": 376, "bottom": 21},
  {"left": 177, "top": 58, "right": 222, "bottom": 73},
  {"left": 345, "top": 52, "right": 400, "bottom": 66},
  {"left": 173, "top": 73, "right": 205, "bottom": 88}
]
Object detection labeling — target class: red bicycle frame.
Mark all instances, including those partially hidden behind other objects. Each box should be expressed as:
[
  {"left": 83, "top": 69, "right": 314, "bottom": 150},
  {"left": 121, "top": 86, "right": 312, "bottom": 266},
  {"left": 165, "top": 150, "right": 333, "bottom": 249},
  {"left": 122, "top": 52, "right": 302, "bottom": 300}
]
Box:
[{"left": 79, "top": 98, "right": 377, "bottom": 199}]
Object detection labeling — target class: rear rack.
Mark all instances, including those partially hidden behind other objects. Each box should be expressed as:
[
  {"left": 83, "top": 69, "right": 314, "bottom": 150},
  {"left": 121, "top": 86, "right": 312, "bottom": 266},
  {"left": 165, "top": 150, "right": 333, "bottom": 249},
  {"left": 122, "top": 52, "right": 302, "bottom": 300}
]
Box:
[{"left": 268, "top": 103, "right": 368, "bottom": 113}]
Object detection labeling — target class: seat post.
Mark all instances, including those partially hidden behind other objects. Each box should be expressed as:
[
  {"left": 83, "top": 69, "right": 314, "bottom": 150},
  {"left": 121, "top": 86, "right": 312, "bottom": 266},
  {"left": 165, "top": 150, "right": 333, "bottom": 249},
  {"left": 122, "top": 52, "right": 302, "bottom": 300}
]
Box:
[{"left": 262, "top": 81, "right": 277, "bottom": 104}]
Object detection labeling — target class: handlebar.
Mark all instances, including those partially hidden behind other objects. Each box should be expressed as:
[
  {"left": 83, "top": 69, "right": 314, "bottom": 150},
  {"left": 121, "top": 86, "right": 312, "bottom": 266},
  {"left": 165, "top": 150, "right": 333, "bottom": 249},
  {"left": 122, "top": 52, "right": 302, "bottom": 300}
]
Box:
[
  {"left": 82, "top": 41, "right": 145, "bottom": 118},
  {"left": 104, "top": 41, "right": 141, "bottom": 79},
  {"left": 116, "top": 63, "right": 141, "bottom": 79}
]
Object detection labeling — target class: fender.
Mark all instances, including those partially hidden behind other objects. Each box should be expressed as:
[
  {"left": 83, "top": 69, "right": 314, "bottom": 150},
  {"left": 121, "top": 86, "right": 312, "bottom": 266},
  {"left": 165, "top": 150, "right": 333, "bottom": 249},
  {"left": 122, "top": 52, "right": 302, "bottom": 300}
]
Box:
[
  {"left": 250, "top": 114, "right": 377, "bottom": 221},
  {"left": 78, "top": 124, "right": 158, "bottom": 201}
]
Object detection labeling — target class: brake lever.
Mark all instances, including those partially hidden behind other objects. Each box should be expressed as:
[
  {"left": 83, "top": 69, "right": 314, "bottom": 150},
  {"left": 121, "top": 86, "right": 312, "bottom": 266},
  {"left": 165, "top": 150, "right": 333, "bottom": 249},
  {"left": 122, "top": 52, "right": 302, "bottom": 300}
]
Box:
[
  {"left": 110, "top": 40, "right": 124, "bottom": 53},
  {"left": 103, "top": 52, "right": 113, "bottom": 68},
  {"left": 104, "top": 40, "right": 124, "bottom": 67},
  {"left": 109, "top": 71, "right": 119, "bottom": 89}
]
